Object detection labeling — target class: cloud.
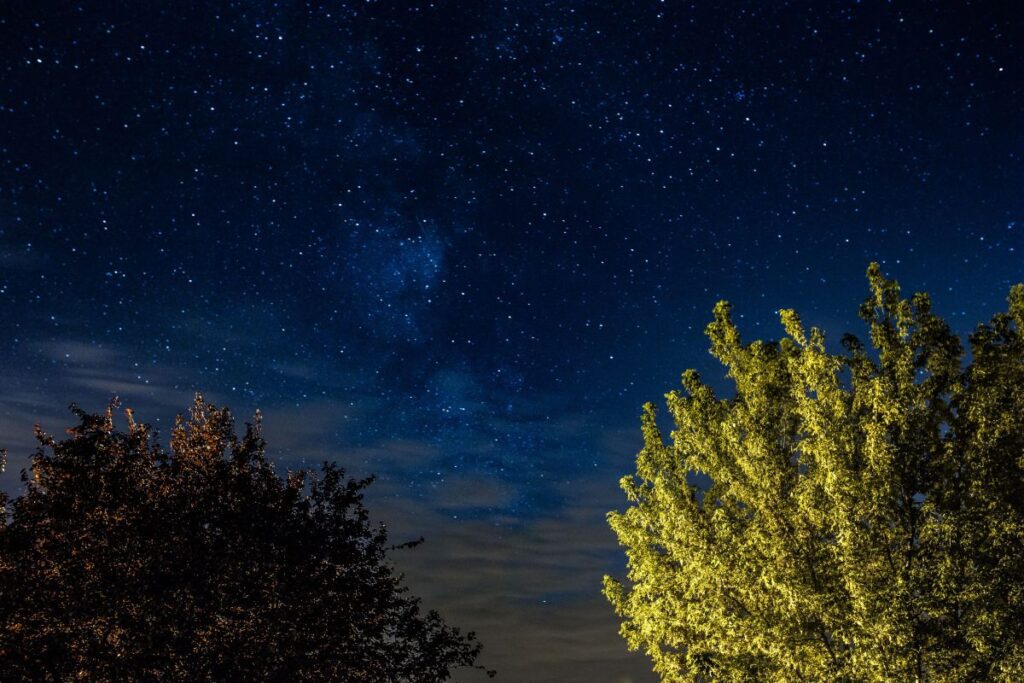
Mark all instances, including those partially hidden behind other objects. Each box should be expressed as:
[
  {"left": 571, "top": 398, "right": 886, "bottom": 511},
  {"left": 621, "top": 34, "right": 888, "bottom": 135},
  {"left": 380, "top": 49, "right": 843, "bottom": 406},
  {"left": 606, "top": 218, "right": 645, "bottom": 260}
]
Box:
[
  {"left": 434, "top": 474, "right": 517, "bottom": 511},
  {"left": 0, "top": 353, "right": 656, "bottom": 681},
  {"left": 0, "top": 336, "right": 265, "bottom": 488},
  {"left": 245, "top": 396, "right": 655, "bottom": 681},
  {"left": 366, "top": 471, "right": 655, "bottom": 683}
]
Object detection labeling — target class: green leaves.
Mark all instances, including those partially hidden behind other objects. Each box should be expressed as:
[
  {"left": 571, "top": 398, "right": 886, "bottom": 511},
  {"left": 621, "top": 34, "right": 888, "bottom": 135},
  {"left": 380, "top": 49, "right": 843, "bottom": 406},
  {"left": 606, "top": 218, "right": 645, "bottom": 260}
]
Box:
[{"left": 607, "top": 263, "right": 1024, "bottom": 682}]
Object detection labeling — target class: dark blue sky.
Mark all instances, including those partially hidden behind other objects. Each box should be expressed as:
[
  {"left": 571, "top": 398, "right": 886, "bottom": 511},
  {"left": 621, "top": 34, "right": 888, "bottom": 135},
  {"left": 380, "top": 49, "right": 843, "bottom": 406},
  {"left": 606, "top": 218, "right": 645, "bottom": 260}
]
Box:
[{"left": 1, "top": 2, "right": 1021, "bottom": 680}]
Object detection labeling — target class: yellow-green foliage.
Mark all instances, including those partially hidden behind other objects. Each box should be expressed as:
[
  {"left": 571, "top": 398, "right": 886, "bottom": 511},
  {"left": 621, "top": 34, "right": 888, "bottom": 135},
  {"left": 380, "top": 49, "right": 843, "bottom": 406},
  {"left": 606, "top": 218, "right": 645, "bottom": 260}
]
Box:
[{"left": 605, "top": 264, "right": 1024, "bottom": 682}]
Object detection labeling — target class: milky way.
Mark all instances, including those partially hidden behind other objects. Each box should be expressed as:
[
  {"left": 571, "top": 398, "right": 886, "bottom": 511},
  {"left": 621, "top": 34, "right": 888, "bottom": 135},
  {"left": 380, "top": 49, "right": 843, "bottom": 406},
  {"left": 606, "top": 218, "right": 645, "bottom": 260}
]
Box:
[{"left": 1, "top": 3, "right": 1021, "bottom": 680}]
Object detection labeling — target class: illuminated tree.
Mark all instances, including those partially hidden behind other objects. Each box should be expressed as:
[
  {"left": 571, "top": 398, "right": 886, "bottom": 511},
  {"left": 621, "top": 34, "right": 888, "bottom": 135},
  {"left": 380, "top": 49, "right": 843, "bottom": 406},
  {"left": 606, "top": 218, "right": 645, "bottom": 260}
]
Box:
[
  {"left": 0, "top": 396, "right": 490, "bottom": 681},
  {"left": 605, "top": 264, "right": 1024, "bottom": 681}
]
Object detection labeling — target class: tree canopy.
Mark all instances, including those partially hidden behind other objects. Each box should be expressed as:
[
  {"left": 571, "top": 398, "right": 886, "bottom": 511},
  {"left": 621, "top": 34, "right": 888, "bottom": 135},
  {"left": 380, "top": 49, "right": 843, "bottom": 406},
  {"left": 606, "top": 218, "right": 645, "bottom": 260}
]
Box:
[
  {"left": 0, "top": 395, "right": 489, "bottom": 682},
  {"left": 605, "top": 264, "right": 1024, "bottom": 682}
]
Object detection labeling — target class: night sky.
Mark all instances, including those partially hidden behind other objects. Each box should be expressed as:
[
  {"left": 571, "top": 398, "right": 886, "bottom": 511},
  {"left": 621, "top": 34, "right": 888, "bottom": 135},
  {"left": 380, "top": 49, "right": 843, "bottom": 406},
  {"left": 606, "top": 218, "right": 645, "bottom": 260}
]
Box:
[{"left": 1, "top": 2, "right": 1021, "bottom": 681}]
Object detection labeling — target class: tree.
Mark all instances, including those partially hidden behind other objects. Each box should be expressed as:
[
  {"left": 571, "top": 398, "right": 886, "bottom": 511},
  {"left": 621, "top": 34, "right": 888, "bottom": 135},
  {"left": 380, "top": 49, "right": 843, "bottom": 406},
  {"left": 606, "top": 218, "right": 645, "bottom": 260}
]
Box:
[
  {"left": 0, "top": 395, "right": 491, "bottom": 682},
  {"left": 604, "top": 263, "right": 1024, "bottom": 682}
]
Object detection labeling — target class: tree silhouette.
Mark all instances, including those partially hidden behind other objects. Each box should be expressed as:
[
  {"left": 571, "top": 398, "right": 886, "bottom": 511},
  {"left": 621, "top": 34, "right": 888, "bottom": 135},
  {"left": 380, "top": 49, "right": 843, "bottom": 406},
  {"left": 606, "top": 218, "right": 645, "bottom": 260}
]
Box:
[
  {"left": 0, "top": 395, "right": 491, "bottom": 681},
  {"left": 606, "top": 264, "right": 1024, "bottom": 681}
]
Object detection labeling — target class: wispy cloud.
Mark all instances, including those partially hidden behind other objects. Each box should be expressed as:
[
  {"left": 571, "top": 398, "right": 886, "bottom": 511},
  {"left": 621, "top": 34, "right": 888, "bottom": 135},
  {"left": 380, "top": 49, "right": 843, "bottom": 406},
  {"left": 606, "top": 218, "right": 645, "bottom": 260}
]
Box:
[
  {"left": 371, "top": 473, "right": 654, "bottom": 682},
  {"left": 0, "top": 344, "right": 656, "bottom": 681},
  {"left": 252, "top": 397, "right": 655, "bottom": 681}
]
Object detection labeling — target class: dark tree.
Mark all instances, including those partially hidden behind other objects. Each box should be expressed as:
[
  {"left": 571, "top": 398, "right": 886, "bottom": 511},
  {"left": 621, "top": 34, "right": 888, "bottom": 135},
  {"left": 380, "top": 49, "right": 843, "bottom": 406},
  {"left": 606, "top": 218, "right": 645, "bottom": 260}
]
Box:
[{"left": 0, "top": 395, "right": 490, "bottom": 682}]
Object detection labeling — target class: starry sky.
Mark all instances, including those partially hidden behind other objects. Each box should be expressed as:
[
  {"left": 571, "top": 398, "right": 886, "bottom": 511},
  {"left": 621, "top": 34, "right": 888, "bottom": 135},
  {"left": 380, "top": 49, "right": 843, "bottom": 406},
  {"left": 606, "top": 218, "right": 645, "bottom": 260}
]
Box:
[{"left": 1, "top": 2, "right": 1021, "bottom": 681}]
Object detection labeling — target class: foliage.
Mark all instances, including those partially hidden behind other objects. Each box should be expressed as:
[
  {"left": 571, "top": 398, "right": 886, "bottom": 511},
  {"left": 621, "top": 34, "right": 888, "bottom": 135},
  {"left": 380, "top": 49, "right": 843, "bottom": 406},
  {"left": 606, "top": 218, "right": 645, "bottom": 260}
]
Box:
[
  {"left": 0, "top": 395, "right": 490, "bottom": 682},
  {"left": 605, "top": 264, "right": 1024, "bottom": 681}
]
